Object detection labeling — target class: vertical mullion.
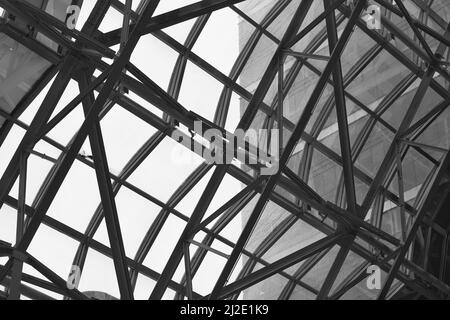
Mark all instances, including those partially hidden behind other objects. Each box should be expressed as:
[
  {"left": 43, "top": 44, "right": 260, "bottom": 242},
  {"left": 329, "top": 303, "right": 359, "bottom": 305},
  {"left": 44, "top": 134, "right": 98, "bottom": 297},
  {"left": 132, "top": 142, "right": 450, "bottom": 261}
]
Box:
[{"left": 183, "top": 243, "right": 194, "bottom": 300}]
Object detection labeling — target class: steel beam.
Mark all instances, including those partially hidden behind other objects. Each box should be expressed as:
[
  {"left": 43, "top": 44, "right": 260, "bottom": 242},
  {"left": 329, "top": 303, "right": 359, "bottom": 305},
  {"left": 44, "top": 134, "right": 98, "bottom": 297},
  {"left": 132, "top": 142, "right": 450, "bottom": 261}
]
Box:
[
  {"left": 212, "top": 233, "right": 347, "bottom": 299},
  {"left": 209, "top": 0, "right": 367, "bottom": 299},
  {"left": 102, "top": 0, "right": 248, "bottom": 46},
  {"left": 78, "top": 72, "right": 134, "bottom": 299}
]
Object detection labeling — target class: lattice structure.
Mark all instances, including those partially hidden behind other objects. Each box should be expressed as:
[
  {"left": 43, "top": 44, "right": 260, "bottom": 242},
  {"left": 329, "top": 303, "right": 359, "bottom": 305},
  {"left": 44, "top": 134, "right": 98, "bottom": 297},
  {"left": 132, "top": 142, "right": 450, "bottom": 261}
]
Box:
[{"left": 0, "top": 0, "right": 449, "bottom": 300}]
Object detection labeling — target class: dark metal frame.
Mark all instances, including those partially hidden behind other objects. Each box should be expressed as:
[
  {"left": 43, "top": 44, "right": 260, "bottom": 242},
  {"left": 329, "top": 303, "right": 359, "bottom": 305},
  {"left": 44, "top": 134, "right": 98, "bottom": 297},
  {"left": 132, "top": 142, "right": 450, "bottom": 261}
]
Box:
[{"left": 0, "top": 0, "right": 448, "bottom": 300}]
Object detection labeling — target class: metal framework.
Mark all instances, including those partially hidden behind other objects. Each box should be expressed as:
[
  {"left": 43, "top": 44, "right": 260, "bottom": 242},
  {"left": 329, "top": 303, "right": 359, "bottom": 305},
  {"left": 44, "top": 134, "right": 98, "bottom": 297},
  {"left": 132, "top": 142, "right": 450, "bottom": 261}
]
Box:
[{"left": 0, "top": 0, "right": 449, "bottom": 300}]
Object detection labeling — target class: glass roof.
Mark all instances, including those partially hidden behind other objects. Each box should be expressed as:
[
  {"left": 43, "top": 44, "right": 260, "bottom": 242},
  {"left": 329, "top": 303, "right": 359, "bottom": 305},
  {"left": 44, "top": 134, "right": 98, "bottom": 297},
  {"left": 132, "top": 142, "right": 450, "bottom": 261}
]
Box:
[{"left": 0, "top": 0, "right": 449, "bottom": 300}]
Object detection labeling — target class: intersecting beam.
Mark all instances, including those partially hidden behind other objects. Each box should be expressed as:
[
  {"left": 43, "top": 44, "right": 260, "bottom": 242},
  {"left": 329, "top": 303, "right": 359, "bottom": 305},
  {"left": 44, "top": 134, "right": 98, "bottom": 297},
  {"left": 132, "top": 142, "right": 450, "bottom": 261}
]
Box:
[
  {"left": 0, "top": 0, "right": 449, "bottom": 301},
  {"left": 183, "top": 243, "right": 194, "bottom": 300},
  {"left": 337, "top": 5, "right": 450, "bottom": 101},
  {"left": 148, "top": 0, "right": 318, "bottom": 300},
  {"left": 315, "top": 0, "right": 361, "bottom": 299},
  {"left": 3, "top": 106, "right": 351, "bottom": 298},
  {"left": 278, "top": 247, "right": 332, "bottom": 299},
  {"left": 409, "top": 0, "right": 448, "bottom": 29},
  {"left": 328, "top": 261, "right": 370, "bottom": 300},
  {"left": 75, "top": 17, "right": 212, "bottom": 285},
  {"left": 414, "top": 20, "right": 450, "bottom": 49},
  {"left": 324, "top": 0, "right": 358, "bottom": 215},
  {"left": 0, "top": 0, "right": 115, "bottom": 59},
  {"left": 0, "top": 57, "right": 76, "bottom": 211},
  {"left": 144, "top": 26, "right": 432, "bottom": 217},
  {"left": 74, "top": 132, "right": 167, "bottom": 294},
  {"left": 393, "top": 0, "right": 435, "bottom": 60},
  {"left": 7, "top": 153, "right": 27, "bottom": 300},
  {"left": 0, "top": 0, "right": 114, "bottom": 212},
  {"left": 377, "top": 25, "right": 450, "bottom": 299},
  {"left": 1, "top": 275, "right": 55, "bottom": 300},
  {"left": 129, "top": 164, "right": 212, "bottom": 289},
  {"left": 378, "top": 150, "right": 450, "bottom": 299},
  {"left": 101, "top": 9, "right": 418, "bottom": 296},
  {"left": 2, "top": 194, "right": 204, "bottom": 299},
  {"left": 361, "top": 23, "right": 450, "bottom": 221}
]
